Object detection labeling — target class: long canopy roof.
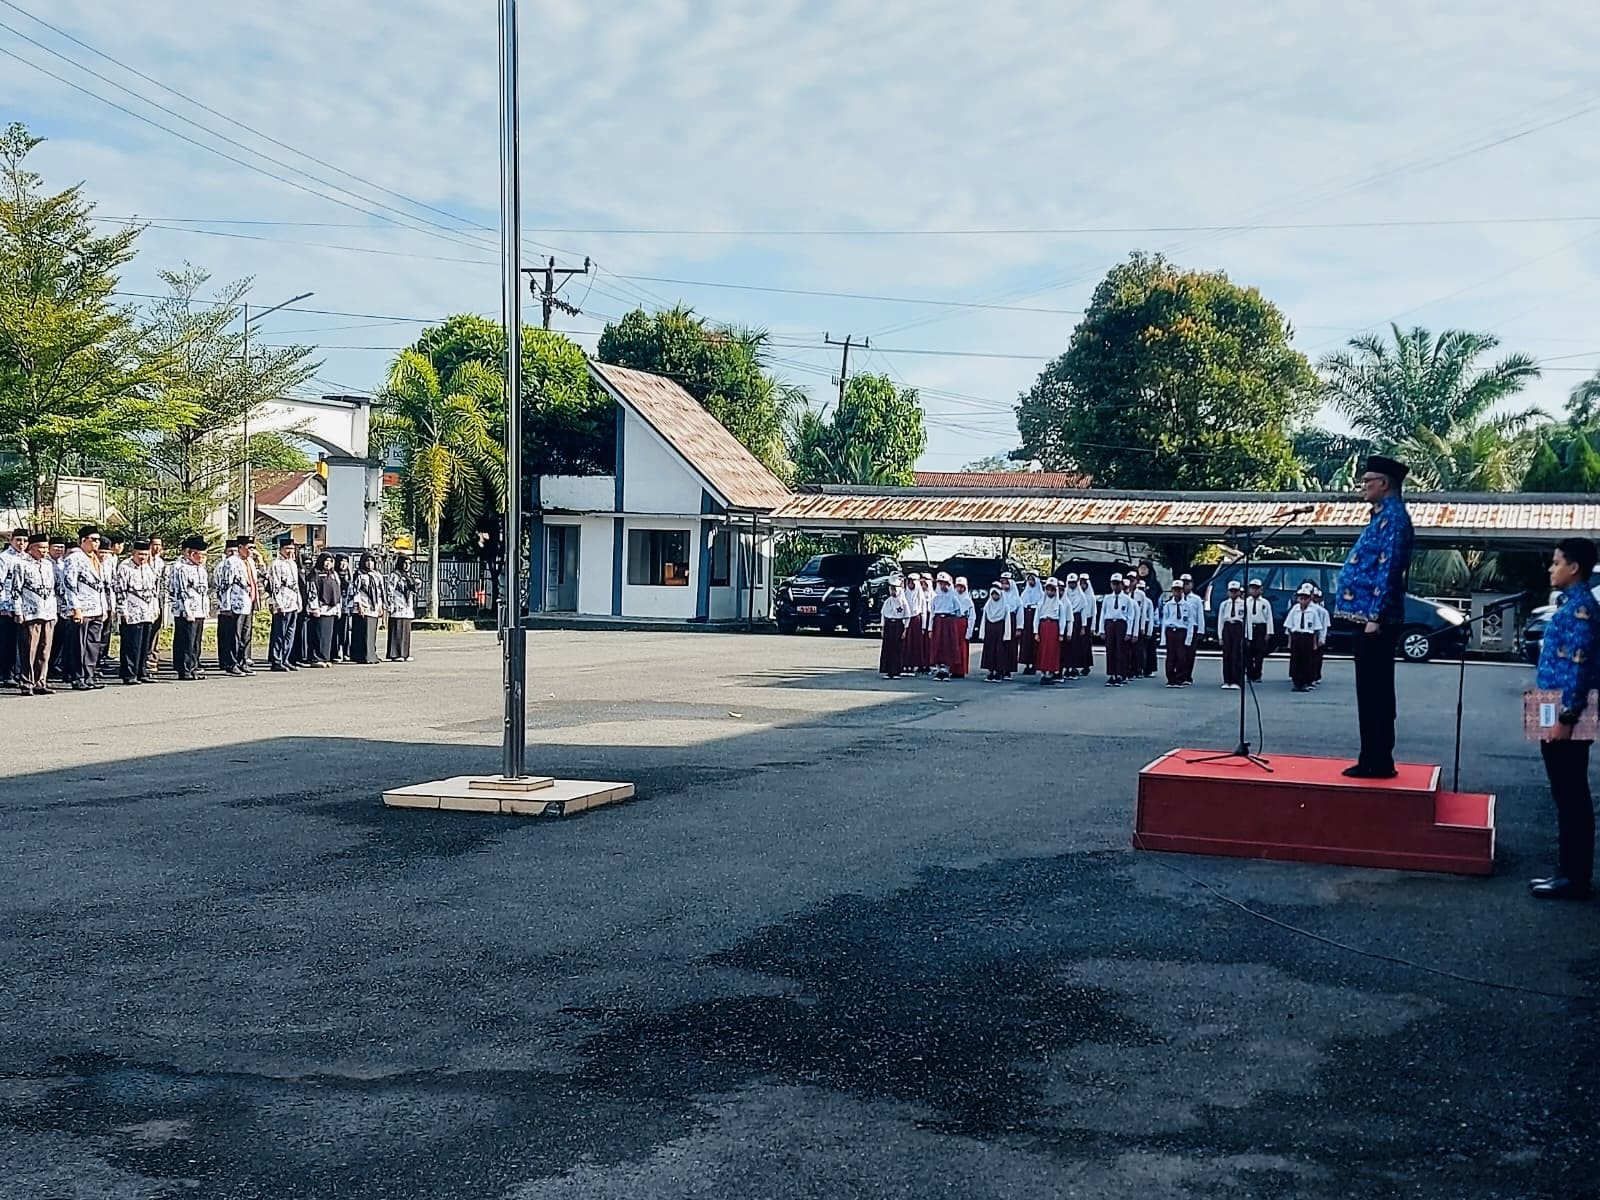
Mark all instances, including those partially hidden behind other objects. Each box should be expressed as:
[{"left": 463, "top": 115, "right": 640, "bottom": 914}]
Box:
[{"left": 769, "top": 486, "right": 1600, "bottom": 547}]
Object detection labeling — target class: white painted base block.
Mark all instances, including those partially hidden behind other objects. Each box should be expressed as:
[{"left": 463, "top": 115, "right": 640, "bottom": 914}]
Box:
[{"left": 382, "top": 775, "right": 634, "bottom": 817}]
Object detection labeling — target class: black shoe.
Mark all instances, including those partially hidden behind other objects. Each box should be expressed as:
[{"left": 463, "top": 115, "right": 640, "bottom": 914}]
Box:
[
  {"left": 71, "top": 681, "right": 90, "bottom": 691},
  {"left": 1341, "top": 763, "right": 1398, "bottom": 779},
  {"left": 1530, "top": 878, "right": 1592, "bottom": 901}
]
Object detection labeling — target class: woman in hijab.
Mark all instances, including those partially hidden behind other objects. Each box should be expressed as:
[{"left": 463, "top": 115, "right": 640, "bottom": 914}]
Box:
[
  {"left": 979, "top": 584, "right": 1017, "bottom": 682},
  {"left": 347, "top": 551, "right": 385, "bottom": 665},
  {"left": 306, "top": 552, "right": 340, "bottom": 667},
  {"left": 1034, "top": 576, "right": 1065, "bottom": 685},
  {"left": 331, "top": 553, "right": 353, "bottom": 662},
  {"left": 385, "top": 555, "right": 417, "bottom": 662},
  {"left": 878, "top": 578, "right": 911, "bottom": 679}
]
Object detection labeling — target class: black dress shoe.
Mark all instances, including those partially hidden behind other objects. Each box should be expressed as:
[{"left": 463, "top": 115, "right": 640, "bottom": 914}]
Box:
[
  {"left": 1341, "top": 763, "right": 1398, "bottom": 779},
  {"left": 1530, "top": 878, "right": 1593, "bottom": 901}
]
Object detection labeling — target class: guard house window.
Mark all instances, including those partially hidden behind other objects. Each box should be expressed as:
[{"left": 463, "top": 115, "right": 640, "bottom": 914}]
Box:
[
  {"left": 627, "top": 529, "right": 690, "bottom": 587},
  {"left": 709, "top": 528, "right": 732, "bottom": 587}
]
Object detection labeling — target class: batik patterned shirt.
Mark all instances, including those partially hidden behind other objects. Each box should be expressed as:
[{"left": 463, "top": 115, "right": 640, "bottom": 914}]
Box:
[
  {"left": 1334, "top": 495, "right": 1414, "bottom": 624},
  {"left": 1537, "top": 580, "right": 1599, "bottom": 715}
]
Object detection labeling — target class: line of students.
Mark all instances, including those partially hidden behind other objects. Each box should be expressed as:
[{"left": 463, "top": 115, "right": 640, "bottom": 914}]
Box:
[
  {"left": 877, "top": 566, "right": 1330, "bottom": 692},
  {"left": 0, "top": 524, "right": 420, "bottom": 697}
]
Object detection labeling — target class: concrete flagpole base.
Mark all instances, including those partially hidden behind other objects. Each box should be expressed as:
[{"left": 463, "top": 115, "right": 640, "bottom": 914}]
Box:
[{"left": 383, "top": 774, "right": 634, "bottom": 818}]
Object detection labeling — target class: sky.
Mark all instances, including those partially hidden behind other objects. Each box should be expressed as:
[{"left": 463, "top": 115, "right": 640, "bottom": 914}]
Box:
[{"left": 5, "top": 0, "right": 1600, "bottom": 469}]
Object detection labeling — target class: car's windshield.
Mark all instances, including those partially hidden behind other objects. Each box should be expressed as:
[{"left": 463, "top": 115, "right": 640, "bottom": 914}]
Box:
[{"left": 798, "top": 555, "right": 869, "bottom": 578}]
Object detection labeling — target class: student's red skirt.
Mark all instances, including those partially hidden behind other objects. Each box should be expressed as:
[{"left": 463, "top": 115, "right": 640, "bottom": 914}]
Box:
[
  {"left": 1036, "top": 617, "right": 1062, "bottom": 674},
  {"left": 931, "top": 613, "right": 966, "bottom": 670}
]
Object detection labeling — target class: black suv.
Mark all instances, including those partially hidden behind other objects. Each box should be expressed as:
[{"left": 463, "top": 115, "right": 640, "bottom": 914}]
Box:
[
  {"left": 1202, "top": 559, "right": 1468, "bottom": 662},
  {"left": 936, "top": 555, "right": 1027, "bottom": 601},
  {"left": 775, "top": 554, "right": 899, "bottom": 636}
]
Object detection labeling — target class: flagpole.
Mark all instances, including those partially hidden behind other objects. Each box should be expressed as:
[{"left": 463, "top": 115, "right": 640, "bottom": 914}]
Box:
[{"left": 498, "top": 0, "right": 527, "bottom": 780}]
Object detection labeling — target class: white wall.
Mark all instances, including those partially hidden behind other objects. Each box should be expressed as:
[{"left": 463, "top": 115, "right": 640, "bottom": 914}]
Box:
[
  {"left": 543, "top": 475, "right": 615, "bottom": 511},
  {"left": 621, "top": 411, "right": 703, "bottom": 514},
  {"left": 577, "top": 517, "right": 612, "bottom": 615},
  {"left": 325, "top": 462, "right": 376, "bottom": 548}
]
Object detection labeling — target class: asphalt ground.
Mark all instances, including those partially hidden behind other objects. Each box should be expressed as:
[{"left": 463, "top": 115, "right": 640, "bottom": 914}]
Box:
[{"left": 0, "top": 631, "right": 1594, "bottom": 1200}]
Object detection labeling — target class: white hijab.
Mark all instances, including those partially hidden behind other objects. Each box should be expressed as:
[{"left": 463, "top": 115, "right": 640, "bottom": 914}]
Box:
[{"left": 983, "top": 588, "right": 1012, "bottom": 638}]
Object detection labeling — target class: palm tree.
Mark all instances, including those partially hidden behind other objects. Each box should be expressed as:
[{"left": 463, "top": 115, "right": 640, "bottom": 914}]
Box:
[
  {"left": 1398, "top": 409, "right": 1544, "bottom": 492},
  {"left": 1566, "top": 368, "right": 1600, "bottom": 430},
  {"left": 372, "top": 351, "right": 506, "bottom": 618},
  {"left": 1318, "top": 325, "right": 1540, "bottom": 450}
]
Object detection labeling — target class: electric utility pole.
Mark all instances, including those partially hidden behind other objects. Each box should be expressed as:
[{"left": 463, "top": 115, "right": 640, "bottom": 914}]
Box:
[
  {"left": 523, "top": 256, "right": 591, "bottom": 329},
  {"left": 825, "top": 332, "right": 868, "bottom": 408}
]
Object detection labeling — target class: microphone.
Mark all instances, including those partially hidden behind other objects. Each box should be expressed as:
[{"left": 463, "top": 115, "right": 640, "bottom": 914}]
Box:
[{"left": 1273, "top": 505, "right": 1316, "bottom": 518}]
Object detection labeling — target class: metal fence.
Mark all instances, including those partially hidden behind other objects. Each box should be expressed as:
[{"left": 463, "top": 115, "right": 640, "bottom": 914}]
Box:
[{"left": 411, "top": 557, "right": 493, "bottom": 617}]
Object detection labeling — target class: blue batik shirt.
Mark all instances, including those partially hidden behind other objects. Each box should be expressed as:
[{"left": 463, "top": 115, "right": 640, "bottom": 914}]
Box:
[
  {"left": 1334, "top": 495, "right": 1414, "bottom": 624},
  {"left": 1537, "top": 581, "right": 1599, "bottom": 714}
]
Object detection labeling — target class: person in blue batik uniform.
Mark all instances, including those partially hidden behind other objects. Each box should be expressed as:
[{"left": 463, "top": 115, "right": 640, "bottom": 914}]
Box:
[
  {"left": 1531, "top": 537, "right": 1599, "bottom": 901},
  {"left": 1333, "top": 455, "right": 1415, "bottom": 778}
]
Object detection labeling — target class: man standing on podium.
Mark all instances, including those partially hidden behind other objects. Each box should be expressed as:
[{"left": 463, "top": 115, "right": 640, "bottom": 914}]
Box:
[{"left": 1334, "top": 455, "right": 1415, "bottom": 779}]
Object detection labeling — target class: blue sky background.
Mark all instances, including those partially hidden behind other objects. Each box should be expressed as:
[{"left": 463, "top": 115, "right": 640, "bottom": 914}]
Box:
[{"left": 6, "top": 0, "right": 1600, "bottom": 468}]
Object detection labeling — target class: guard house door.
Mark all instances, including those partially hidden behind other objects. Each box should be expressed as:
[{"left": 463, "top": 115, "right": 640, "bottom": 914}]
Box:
[{"left": 544, "top": 525, "right": 579, "bottom": 612}]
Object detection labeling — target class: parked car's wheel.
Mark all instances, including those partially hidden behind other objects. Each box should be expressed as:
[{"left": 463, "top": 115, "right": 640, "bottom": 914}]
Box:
[
  {"left": 1400, "top": 626, "right": 1435, "bottom": 663},
  {"left": 776, "top": 616, "right": 799, "bottom": 635}
]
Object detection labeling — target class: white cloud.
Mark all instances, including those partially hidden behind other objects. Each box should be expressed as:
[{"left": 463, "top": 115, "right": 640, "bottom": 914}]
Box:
[{"left": 4, "top": 0, "right": 1599, "bottom": 467}]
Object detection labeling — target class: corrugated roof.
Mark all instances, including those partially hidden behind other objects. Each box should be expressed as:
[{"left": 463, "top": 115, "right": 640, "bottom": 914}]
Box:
[
  {"left": 913, "top": 470, "right": 1090, "bottom": 489},
  {"left": 251, "top": 470, "right": 316, "bottom": 508},
  {"left": 590, "top": 362, "right": 790, "bottom": 512},
  {"left": 771, "top": 490, "right": 1600, "bottom": 543}
]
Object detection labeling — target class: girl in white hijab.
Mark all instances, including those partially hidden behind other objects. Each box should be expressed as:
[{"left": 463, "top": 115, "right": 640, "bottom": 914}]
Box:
[{"left": 979, "top": 585, "right": 1016, "bottom": 682}]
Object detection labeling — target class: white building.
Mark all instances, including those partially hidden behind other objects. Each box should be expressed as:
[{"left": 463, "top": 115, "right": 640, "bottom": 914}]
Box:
[{"left": 533, "top": 363, "right": 787, "bottom": 623}]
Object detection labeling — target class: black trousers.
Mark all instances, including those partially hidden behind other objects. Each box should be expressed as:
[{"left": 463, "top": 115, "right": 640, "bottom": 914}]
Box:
[
  {"left": 76, "top": 616, "right": 105, "bottom": 684},
  {"left": 0, "top": 616, "right": 15, "bottom": 682},
  {"left": 1351, "top": 621, "right": 1401, "bottom": 770},
  {"left": 1221, "top": 622, "right": 1245, "bottom": 686},
  {"left": 1288, "top": 632, "right": 1317, "bottom": 689},
  {"left": 118, "top": 620, "right": 153, "bottom": 682},
  {"left": 1540, "top": 740, "right": 1594, "bottom": 885},
  {"left": 49, "top": 616, "right": 70, "bottom": 679},
  {"left": 216, "top": 613, "right": 239, "bottom": 672},
  {"left": 173, "top": 618, "right": 204, "bottom": 678},
  {"left": 1247, "top": 627, "right": 1269, "bottom": 681},
  {"left": 333, "top": 614, "right": 350, "bottom": 660},
  {"left": 269, "top": 611, "right": 299, "bottom": 668}
]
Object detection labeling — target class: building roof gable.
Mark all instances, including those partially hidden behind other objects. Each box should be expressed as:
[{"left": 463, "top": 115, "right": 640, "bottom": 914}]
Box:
[{"left": 588, "top": 361, "right": 790, "bottom": 512}]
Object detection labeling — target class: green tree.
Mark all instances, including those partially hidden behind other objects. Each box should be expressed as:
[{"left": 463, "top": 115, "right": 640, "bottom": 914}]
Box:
[
  {"left": 0, "top": 122, "right": 167, "bottom": 515},
  {"left": 372, "top": 351, "right": 506, "bottom": 617},
  {"left": 596, "top": 305, "right": 789, "bottom": 477},
  {"left": 1318, "top": 325, "right": 1539, "bottom": 450},
  {"left": 1015, "top": 251, "right": 1316, "bottom": 489},
  {"left": 403, "top": 316, "right": 611, "bottom": 476},
  {"left": 413, "top": 314, "right": 502, "bottom": 399},
  {"left": 962, "top": 454, "right": 1019, "bottom": 473},
  {"left": 790, "top": 373, "right": 925, "bottom": 487},
  {"left": 125, "top": 266, "right": 317, "bottom": 536},
  {"left": 1399, "top": 411, "right": 1542, "bottom": 491}
]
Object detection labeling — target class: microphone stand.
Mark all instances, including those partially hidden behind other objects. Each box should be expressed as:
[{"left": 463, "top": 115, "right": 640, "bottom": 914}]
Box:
[
  {"left": 1443, "top": 592, "right": 1528, "bottom": 792},
  {"left": 1188, "top": 510, "right": 1314, "bottom": 772}
]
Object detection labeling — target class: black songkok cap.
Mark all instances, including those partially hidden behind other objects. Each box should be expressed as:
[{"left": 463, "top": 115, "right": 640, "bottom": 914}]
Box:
[
  {"left": 181, "top": 535, "right": 208, "bottom": 552},
  {"left": 1364, "top": 454, "right": 1410, "bottom": 483}
]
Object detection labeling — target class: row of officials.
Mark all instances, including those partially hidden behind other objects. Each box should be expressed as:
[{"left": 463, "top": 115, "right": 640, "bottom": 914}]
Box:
[{"left": 0, "top": 525, "right": 422, "bottom": 696}]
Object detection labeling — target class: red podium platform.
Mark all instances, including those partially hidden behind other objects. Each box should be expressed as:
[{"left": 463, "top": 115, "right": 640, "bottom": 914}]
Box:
[{"left": 1135, "top": 750, "right": 1495, "bottom": 876}]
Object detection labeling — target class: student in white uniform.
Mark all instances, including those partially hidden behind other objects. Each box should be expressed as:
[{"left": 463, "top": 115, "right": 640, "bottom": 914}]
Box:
[
  {"left": 1284, "top": 583, "right": 1327, "bottom": 692},
  {"left": 1160, "top": 580, "right": 1200, "bottom": 688},
  {"left": 1096, "top": 573, "right": 1138, "bottom": 686},
  {"left": 879, "top": 578, "right": 911, "bottom": 679},
  {"left": 1245, "top": 578, "right": 1276, "bottom": 682},
  {"left": 1216, "top": 579, "right": 1247, "bottom": 689}
]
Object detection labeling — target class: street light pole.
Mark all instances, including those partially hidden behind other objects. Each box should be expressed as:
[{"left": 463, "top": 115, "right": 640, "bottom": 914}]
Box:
[
  {"left": 498, "top": 0, "right": 527, "bottom": 781},
  {"left": 240, "top": 290, "right": 313, "bottom": 535}
]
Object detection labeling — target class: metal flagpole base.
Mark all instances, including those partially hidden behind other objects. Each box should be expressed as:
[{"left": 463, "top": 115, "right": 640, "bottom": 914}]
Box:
[{"left": 384, "top": 775, "right": 634, "bottom": 818}]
